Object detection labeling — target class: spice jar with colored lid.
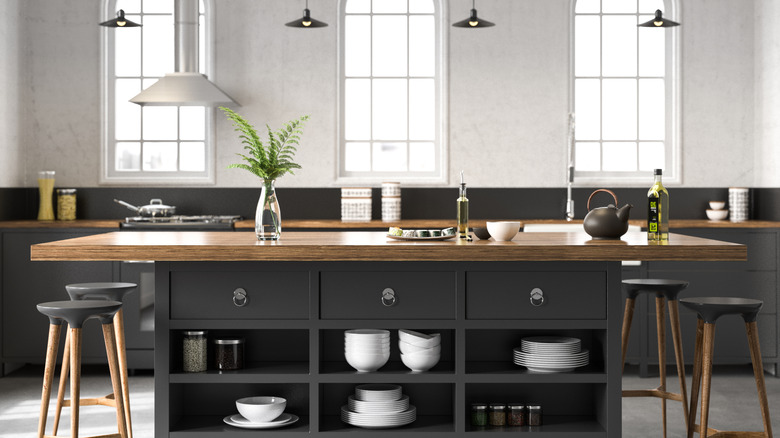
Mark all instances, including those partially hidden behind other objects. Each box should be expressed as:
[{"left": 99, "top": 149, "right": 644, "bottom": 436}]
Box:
[
  {"left": 528, "top": 403, "right": 543, "bottom": 426},
  {"left": 488, "top": 403, "right": 506, "bottom": 426},
  {"left": 470, "top": 403, "right": 488, "bottom": 427},
  {"left": 213, "top": 337, "right": 245, "bottom": 370},
  {"left": 507, "top": 404, "right": 526, "bottom": 426}
]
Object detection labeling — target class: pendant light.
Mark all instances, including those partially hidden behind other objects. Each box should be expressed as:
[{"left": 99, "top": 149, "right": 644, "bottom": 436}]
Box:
[
  {"left": 286, "top": 0, "right": 328, "bottom": 28},
  {"left": 638, "top": 9, "right": 679, "bottom": 28},
  {"left": 453, "top": 0, "right": 495, "bottom": 28},
  {"left": 100, "top": 9, "right": 142, "bottom": 28}
]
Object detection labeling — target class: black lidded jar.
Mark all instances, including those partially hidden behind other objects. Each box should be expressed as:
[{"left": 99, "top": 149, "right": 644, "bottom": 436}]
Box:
[{"left": 213, "top": 337, "right": 245, "bottom": 370}]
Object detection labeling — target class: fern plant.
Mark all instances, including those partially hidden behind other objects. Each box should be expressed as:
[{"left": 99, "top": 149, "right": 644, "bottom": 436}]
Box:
[{"left": 220, "top": 107, "right": 309, "bottom": 181}]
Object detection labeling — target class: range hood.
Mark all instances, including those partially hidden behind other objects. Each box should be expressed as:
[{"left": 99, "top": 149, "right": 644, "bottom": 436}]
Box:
[{"left": 130, "top": 0, "right": 236, "bottom": 106}]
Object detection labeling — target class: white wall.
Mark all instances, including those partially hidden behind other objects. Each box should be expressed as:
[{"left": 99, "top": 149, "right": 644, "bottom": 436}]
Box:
[
  {"left": 755, "top": 0, "right": 780, "bottom": 186},
  {"left": 1, "top": 0, "right": 763, "bottom": 188},
  {"left": 0, "top": 0, "right": 22, "bottom": 186}
]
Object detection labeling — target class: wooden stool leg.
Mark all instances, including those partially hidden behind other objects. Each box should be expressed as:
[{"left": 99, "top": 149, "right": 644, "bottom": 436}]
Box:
[
  {"left": 114, "top": 310, "right": 133, "bottom": 438},
  {"left": 687, "top": 318, "right": 705, "bottom": 438},
  {"left": 745, "top": 321, "right": 773, "bottom": 438},
  {"left": 103, "top": 322, "right": 129, "bottom": 438},
  {"left": 37, "top": 323, "right": 62, "bottom": 438},
  {"left": 52, "top": 328, "right": 70, "bottom": 435},
  {"left": 668, "top": 299, "right": 689, "bottom": 431},
  {"left": 656, "top": 296, "right": 668, "bottom": 438},
  {"left": 622, "top": 297, "right": 636, "bottom": 373},
  {"left": 699, "top": 323, "right": 716, "bottom": 438},
  {"left": 70, "top": 327, "right": 82, "bottom": 438}
]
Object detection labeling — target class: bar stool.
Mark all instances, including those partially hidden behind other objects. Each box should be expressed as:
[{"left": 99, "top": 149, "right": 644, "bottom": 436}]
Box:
[
  {"left": 681, "top": 297, "right": 773, "bottom": 438},
  {"left": 36, "top": 300, "right": 128, "bottom": 438},
  {"left": 622, "top": 279, "right": 690, "bottom": 437},
  {"left": 52, "top": 283, "right": 137, "bottom": 438}
]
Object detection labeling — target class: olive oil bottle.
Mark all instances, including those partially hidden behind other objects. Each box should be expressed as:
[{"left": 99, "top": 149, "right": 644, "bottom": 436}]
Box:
[
  {"left": 647, "top": 169, "right": 669, "bottom": 242},
  {"left": 457, "top": 171, "right": 469, "bottom": 240}
]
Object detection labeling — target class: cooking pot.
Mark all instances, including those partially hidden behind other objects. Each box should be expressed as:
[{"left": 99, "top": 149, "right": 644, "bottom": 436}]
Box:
[{"left": 114, "top": 198, "right": 177, "bottom": 217}]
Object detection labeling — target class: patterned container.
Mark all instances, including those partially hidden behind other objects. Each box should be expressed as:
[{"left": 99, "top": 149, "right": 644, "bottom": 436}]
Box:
[
  {"left": 341, "top": 188, "right": 372, "bottom": 222},
  {"left": 728, "top": 187, "right": 749, "bottom": 222}
]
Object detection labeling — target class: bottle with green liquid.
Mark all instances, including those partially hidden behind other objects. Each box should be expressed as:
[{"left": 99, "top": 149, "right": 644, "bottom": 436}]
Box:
[
  {"left": 457, "top": 171, "right": 469, "bottom": 240},
  {"left": 647, "top": 168, "right": 669, "bottom": 242}
]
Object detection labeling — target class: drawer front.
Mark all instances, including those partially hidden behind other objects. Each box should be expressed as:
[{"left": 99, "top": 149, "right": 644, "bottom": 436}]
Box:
[
  {"left": 466, "top": 271, "right": 607, "bottom": 320},
  {"left": 320, "top": 271, "right": 456, "bottom": 320},
  {"left": 170, "top": 271, "right": 309, "bottom": 319}
]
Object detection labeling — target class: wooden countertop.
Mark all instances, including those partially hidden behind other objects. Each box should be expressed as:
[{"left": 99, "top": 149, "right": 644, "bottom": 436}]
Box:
[{"left": 30, "top": 230, "right": 746, "bottom": 262}]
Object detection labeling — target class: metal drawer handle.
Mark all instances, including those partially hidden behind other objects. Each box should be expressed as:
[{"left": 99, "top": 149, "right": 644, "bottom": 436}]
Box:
[
  {"left": 233, "top": 288, "right": 248, "bottom": 307},
  {"left": 530, "top": 288, "right": 545, "bottom": 307},
  {"left": 381, "top": 288, "right": 397, "bottom": 307}
]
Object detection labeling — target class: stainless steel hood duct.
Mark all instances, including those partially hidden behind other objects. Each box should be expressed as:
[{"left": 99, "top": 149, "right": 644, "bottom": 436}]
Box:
[{"left": 130, "top": 0, "right": 236, "bottom": 106}]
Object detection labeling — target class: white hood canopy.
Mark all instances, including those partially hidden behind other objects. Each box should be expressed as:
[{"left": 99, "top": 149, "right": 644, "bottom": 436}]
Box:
[{"left": 130, "top": 0, "right": 236, "bottom": 106}]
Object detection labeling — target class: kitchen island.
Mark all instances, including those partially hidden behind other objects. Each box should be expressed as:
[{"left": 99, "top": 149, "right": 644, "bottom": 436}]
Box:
[{"left": 31, "top": 231, "right": 745, "bottom": 437}]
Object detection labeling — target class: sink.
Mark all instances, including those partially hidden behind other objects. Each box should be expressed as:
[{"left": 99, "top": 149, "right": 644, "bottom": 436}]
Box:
[{"left": 523, "top": 223, "right": 641, "bottom": 266}]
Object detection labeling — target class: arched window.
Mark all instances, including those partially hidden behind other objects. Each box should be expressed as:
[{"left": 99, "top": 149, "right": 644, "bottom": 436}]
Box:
[
  {"left": 338, "top": 0, "right": 447, "bottom": 184},
  {"left": 571, "top": 0, "right": 680, "bottom": 184},
  {"left": 101, "top": 0, "right": 215, "bottom": 184}
]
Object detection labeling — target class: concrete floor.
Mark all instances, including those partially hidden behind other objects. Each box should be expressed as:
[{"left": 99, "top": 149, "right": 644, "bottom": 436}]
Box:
[{"left": 0, "top": 365, "right": 777, "bottom": 438}]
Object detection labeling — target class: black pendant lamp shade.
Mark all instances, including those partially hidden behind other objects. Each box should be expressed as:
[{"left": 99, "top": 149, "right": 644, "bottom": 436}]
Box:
[
  {"left": 453, "top": 0, "right": 494, "bottom": 28},
  {"left": 100, "top": 9, "right": 142, "bottom": 28},
  {"left": 286, "top": 0, "right": 328, "bottom": 28},
  {"left": 638, "top": 9, "right": 679, "bottom": 28}
]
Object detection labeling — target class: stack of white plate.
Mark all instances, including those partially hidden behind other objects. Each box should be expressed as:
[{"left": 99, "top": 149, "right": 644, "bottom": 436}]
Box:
[
  {"left": 398, "top": 329, "right": 441, "bottom": 372},
  {"left": 341, "top": 384, "right": 416, "bottom": 429},
  {"left": 345, "top": 329, "right": 390, "bottom": 372},
  {"left": 513, "top": 336, "right": 589, "bottom": 373}
]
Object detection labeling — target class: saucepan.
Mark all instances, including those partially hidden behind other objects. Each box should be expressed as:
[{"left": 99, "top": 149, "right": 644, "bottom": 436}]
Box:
[{"left": 114, "top": 198, "right": 176, "bottom": 217}]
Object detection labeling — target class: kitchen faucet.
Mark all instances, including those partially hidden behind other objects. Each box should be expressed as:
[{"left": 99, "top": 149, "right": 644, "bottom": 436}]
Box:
[{"left": 565, "top": 113, "right": 575, "bottom": 221}]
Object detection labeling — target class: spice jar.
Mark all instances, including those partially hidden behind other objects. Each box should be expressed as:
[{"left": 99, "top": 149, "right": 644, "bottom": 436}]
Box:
[
  {"left": 470, "top": 403, "right": 488, "bottom": 427},
  {"left": 488, "top": 403, "right": 506, "bottom": 427},
  {"left": 56, "top": 189, "right": 77, "bottom": 220},
  {"left": 182, "top": 330, "right": 207, "bottom": 372},
  {"left": 507, "top": 404, "right": 526, "bottom": 426},
  {"left": 528, "top": 404, "right": 543, "bottom": 426},
  {"left": 214, "top": 337, "right": 245, "bottom": 370}
]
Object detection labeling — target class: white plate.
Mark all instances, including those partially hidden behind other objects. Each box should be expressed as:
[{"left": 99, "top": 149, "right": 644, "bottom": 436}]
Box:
[
  {"left": 523, "top": 365, "right": 579, "bottom": 373},
  {"left": 223, "top": 413, "right": 299, "bottom": 429},
  {"left": 354, "top": 384, "right": 403, "bottom": 401},
  {"left": 341, "top": 405, "right": 417, "bottom": 427},
  {"left": 348, "top": 395, "right": 409, "bottom": 413},
  {"left": 345, "top": 329, "right": 390, "bottom": 337}
]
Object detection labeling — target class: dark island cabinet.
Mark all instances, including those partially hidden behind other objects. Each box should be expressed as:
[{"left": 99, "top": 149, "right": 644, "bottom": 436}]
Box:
[
  {"left": 155, "top": 261, "right": 623, "bottom": 437},
  {"left": 642, "top": 229, "right": 779, "bottom": 376}
]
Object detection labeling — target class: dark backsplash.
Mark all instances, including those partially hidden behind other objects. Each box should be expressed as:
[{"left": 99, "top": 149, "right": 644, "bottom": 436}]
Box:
[{"left": 0, "top": 186, "right": 772, "bottom": 222}]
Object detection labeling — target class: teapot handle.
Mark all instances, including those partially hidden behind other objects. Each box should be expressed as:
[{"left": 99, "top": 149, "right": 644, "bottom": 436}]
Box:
[{"left": 587, "top": 189, "right": 618, "bottom": 211}]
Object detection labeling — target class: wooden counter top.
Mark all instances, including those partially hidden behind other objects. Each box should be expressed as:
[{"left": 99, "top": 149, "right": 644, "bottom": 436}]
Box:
[{"left": 30, "top": 230, "right": 746, "bottom": 262}]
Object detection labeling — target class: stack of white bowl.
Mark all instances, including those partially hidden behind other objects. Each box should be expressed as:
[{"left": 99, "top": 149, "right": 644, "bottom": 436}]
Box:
[
  {"left": 341, "top": 384, "right": 416, "bottom": 429},
  {"left": 345, "top": 329, "right": 390, "bottom": 372},
  {"left": 398, "top": 329, "right": 441, "bottom": 372}
]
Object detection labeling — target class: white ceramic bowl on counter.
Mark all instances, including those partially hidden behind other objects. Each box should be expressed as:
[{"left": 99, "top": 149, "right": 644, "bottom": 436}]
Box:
[
  {"left": 236, "top": 396, "right": 287, "bottom": 423},
  {"left": 706, "top": 209, "right": 728, "bottom": 221},
  {"left": 709, "top": 201, "right": 726, "bottom": 210},
  {"left": 486, "top": 221, "right": 521, "bottom": 241}
]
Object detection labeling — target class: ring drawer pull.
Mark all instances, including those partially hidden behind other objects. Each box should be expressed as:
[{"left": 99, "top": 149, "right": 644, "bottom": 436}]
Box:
[
  {"left": 381, "top": 288, "right": 397, "bottom": 307},
  {"left": 530, "top": 288, "right": 545, "bottom": 307},
  {"left": 233, "top": 288, "right": 248, "bottom": 307}
]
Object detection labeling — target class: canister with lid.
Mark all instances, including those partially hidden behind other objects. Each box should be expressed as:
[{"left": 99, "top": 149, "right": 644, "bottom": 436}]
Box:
[
  {"left": 528, "top": 403, "right": 543, "bottom": 426},
  {"left": 214, "top": 337, "right": 245, "bottom": 370},
  {"left": 488, "top": 403, "right": 506, "bottom": 426},
  {"left": 507, "top": 403, "right": 526, "bottom": 426},
  {"left": 470, "top": 402, "right": 488, "bottom": 427},
  {"left": 56, "top": 189, "right": 77, "bottom": 220},
  {"left": 182, "top": 330, "right": 208, "bottom": 372}
]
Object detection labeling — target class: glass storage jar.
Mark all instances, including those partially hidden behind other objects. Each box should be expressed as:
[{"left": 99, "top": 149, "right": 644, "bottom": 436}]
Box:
[
  {"left": 488, "top": 403, "right": 506, "bottom": 426},
  {"left": 507, "top": 404, "right": 526, "bottom": 426},
  {"left": 528, "top": 403, "right": 543, "bottom": 426},
  {"left": 56, "top": 189, "right": 76, "bottom": 220},
  {"left": 470, "top": 403, "right": 488, "bottom": 427},
  {"left": 182, "top": 330, "right": 208, "bottom": 372},
  {"left": 213, "top": 337, "right": 245, "bottom": 370}
]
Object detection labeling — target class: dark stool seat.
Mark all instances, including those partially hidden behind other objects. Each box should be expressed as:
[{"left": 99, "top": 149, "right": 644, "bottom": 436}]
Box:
[
  {"left": 37, "top": 300, "right": 122, "bottom": 328},
  {"left": 680, "top": 297, "right": 772, "bottom": 438},
  {"left": 36, "top": 300, "right": 128, "bottom": 438},
  {"left": 621, "top": 279, "right": 690, "bottom": 438},
  {"left": 66, "top": 282, "right": 137, "bottom": 302}
]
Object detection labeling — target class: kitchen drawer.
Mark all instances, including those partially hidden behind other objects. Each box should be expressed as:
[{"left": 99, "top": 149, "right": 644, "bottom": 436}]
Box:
[
  {"left": 320, "top": 271, "right": 456, "bottom": 320},
  {"left": 648, "top": 270, "right": 777, "bottom": 313},
  {"left": 466, "top": 271, "right": 607, "bottom": 320},
  {"left": 170, "top": 271, "right": 309, "bottom": 319}
]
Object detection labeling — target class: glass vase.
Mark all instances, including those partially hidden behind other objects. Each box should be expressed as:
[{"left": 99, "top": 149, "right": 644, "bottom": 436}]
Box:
[{"left": 255, "top": 180, "right": 281, "bottom": 240}]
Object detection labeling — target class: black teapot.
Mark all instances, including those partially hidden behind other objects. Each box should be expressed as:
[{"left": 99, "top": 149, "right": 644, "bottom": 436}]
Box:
[{"left": 583, "top": 189, "right": 633, "bottom": 240}]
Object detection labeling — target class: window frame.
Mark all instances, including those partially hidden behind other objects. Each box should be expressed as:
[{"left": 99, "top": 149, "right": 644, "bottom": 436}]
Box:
[
  {"left": 336, "top": 0, "right": 449, "bottom": 185},
  {"left": 100, "top": 0, "right": 217, "bottom": 185},
  {"left": 569, "top": 0, "right": 681, "bottom": 185}
]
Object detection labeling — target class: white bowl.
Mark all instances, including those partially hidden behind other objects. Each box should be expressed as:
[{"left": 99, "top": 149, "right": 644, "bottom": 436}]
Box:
[
  {"left": 235, "top": 396, "right": 286, "bottom": 423},
  {"left": 345, "top": 329, "right": 390, "bottom": 338},
  {"left": 345, "top": 345, "right": 390, "bottom": 354},
  {"left": 345, "top": 337, "right": 391, "bottom": 344},
  {"left": 709, "top": 201, "right": 726, "bottom": 210},
  {"left": 400, "top": 353, "right": 440, "bottom": 372},
  {"left": 345, "top": 351, "right": 390, "bottom": 372},
  {"left": 398, "top": 329, "right": 441, "bottom": 348},
  {"left": 399, "top": 346, "right": 442, "bottom": 357},
  {"left": 706, "top": 209, "right": 728, "bottom": 221},
  {"left": 398, "top": 340, "right": 441, "bottom": 355},
  {"left": 486, "top": 221, "right": 521, "bottom": 241}
]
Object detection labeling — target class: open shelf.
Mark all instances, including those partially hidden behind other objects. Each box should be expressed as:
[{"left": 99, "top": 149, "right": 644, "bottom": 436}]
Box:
[
  {"left": 320, "top": 415, "right": 454, "bottom": 433},
  {"left": 465, "top": 415, "right": 606, "bottom": 436},
  {"left": 170, "top": 415, "right": 310, "bottom": 436},
  {"left": 170, "top": 361, "right": 310, "bottom": 383}
]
